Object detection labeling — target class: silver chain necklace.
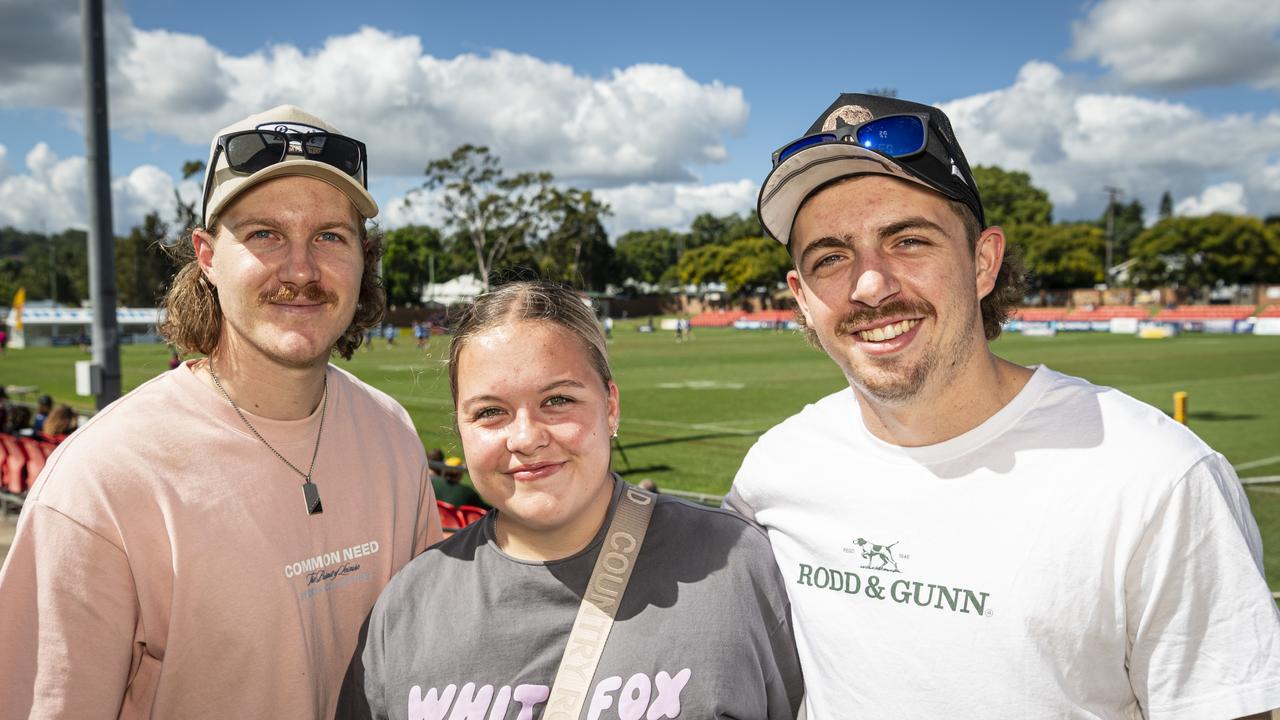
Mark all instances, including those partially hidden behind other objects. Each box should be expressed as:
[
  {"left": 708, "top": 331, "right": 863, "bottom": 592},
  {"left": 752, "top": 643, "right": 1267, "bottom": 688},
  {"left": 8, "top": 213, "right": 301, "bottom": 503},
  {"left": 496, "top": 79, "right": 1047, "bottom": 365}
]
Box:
[{"left": 207, "top": 358, "right": 328, "bottom": 516}]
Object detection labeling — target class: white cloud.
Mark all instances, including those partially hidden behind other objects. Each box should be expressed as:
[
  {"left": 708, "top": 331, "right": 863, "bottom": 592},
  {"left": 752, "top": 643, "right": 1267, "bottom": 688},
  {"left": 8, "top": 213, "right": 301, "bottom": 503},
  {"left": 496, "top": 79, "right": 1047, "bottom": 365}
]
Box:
[
  {"left": 0, "top": 6, "right": 747, "bottom": 185},
  {"left": 1174, "top": 182, "right": 1249, "bottom": 216},
  {"left": 378, "top": 178, "right": 758, "bottom": 237},
  {"left": 940, "top": 61, "right": 1280, "bottom": 221},
  {"left": 379, "top": 187, "right": 448, "bottom": 230},
  {"left": 0, "top": 143, "right": 200, "bottom": 235},
  {"left": 594, "top": 179, "right": 758, "bottom": 236},
  {"left": 1070, "top": 0, "right": 1280, "bottom": 91}
]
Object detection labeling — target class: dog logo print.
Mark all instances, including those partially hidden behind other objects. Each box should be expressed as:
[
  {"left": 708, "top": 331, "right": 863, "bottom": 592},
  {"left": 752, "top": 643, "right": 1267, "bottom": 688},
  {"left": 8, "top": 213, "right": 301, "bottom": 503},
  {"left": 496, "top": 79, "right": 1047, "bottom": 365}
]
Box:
[{"left": 853, "top": 538, "right": 901, "bottom": 573}]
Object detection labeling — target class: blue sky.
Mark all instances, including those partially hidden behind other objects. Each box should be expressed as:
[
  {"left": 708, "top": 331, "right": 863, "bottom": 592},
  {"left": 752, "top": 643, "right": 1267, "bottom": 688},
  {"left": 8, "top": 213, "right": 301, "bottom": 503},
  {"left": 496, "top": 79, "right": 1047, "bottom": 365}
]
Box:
[{"left": 2, "top": 0, "right": 1279, "bottom": 236}]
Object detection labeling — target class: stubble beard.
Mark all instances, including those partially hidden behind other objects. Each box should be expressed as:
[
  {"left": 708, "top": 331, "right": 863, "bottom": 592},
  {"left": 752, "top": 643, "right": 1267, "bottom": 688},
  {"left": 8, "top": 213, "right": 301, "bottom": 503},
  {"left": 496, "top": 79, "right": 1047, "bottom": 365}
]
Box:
[{"left": 825, "top": 294, "right": 980, "bottom": 407}]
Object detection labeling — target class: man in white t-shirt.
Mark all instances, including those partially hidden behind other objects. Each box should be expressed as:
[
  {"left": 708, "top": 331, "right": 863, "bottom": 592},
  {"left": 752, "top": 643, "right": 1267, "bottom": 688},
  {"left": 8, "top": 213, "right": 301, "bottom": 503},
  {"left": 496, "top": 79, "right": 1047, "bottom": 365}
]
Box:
[{"left": 725, "top": 92, "right": 1280, "bottom": 719}]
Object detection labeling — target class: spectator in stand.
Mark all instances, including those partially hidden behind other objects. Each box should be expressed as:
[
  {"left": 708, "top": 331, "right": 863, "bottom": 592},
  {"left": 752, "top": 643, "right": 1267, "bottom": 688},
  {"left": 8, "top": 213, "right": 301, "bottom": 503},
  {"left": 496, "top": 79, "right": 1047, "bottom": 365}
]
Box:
[
  {"left": 40, "top": 404, "right": 78, "bottom": 439},
  {"left": 344, "top": 281, "right": 803, "bottom": 718},
  {"left": 426, "top": 447, "right": 446, "bottom": 480},
  {"left": 33, "top": 395, "right": 52, "bottom": 432},
  {"left": 8, "top": 405, "right": 33, "bottom": 436},
  {"left": 430, "top": 455, "right": 485, "bottom": 509}
]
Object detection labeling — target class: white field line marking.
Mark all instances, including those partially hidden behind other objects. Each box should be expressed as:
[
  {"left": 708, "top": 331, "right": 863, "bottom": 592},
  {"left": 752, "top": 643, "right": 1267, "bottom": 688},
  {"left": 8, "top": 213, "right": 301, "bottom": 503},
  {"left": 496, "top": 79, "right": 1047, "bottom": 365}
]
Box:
[
  {"left": 1235, "top": 455, "right": 1280, "bottom": 472},
  {"left": 1245, "top": 484, "right": 1280, "bottom": 494},
  {"left": 1241, "top": 476, "right": 1280, "bottom": 487}
]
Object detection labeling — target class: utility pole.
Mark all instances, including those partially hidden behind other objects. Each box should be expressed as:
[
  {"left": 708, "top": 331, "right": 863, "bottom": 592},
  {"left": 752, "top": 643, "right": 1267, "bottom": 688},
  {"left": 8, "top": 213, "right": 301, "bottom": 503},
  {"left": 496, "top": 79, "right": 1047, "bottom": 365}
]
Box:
[
  {"left": 81, "top": 0, "right": 122, "bottom": 406},
  {"left": 1103, "top": 186, "right": 1123, "bottom": 287},
  {"left": 43, "top": 219, "right": 55, "bottom": 303},
  {"left": 427, "top": 252, "right": 435, "bottom": 303}
]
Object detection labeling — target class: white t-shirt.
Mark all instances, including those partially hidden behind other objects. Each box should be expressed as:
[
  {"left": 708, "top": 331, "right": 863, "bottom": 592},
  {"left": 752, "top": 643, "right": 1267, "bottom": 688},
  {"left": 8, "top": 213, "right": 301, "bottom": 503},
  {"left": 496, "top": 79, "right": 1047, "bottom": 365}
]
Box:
[{"left": 727, "top": 366, "right": 1280, "bottom": 720}]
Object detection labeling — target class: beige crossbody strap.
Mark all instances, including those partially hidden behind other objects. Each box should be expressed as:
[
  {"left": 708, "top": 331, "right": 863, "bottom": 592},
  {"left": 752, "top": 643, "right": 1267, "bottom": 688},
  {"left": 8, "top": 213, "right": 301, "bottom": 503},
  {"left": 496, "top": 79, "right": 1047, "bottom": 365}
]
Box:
[{"left": 542, "top": 484, "right": 656, "bottom": 720}]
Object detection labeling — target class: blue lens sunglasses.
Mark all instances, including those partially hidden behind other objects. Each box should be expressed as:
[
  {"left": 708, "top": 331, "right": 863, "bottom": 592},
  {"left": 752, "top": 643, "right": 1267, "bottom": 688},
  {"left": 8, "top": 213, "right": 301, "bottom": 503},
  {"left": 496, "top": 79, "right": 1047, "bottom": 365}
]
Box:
[{"left": 771, "top": 113, "right": 930, "bottom": 168}]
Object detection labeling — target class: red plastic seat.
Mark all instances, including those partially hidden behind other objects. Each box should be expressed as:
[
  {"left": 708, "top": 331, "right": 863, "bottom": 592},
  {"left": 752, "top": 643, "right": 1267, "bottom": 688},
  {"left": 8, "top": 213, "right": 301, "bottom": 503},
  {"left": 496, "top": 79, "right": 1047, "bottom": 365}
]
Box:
[
  {"left": 0, "top": 435, "right": 27, "bottom": 495},
  {"left": 436, "top": 500, "right": 464, "bottom": 531},
  {"left": 18, "top": 437, "right": 47, "bottom": 491},
  {"left": 456, "top": 505, "right": 488, "bottom": 526}
]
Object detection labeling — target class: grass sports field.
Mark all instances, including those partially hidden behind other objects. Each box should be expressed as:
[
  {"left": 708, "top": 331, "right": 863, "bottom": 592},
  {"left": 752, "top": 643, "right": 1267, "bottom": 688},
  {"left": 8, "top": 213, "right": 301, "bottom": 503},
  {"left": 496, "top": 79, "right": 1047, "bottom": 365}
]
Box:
[{"left": 2, "top": 325, "right": 1279, "bottom": 589}]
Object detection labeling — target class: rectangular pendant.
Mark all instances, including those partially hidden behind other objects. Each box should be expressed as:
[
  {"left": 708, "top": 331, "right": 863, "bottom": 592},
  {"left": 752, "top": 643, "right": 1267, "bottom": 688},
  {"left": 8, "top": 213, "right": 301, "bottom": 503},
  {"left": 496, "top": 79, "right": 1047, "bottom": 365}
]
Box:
[{"left": 303, "top": 482, "right": 323, "bottom": 516}]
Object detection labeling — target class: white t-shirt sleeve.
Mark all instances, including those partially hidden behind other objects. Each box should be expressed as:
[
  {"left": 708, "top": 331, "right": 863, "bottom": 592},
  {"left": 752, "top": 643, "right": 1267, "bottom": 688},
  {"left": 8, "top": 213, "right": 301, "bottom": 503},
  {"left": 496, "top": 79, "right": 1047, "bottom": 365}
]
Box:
[
  {"left": 1125, "top": 454, "right": 1280, "bottom": 720},
  {"left": 723, "top": 439, "right": 764, "bottom": 522}
]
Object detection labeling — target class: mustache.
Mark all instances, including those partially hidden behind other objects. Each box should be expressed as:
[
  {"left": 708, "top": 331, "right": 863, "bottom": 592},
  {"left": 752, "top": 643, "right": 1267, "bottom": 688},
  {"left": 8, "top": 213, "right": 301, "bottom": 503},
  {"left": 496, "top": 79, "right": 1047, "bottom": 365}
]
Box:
[
  {"left": 257, "top": 283, "right": 337, "bottom": 307},
  {"left": 835, "top": 298, "right": 935, "bottom": 335}
]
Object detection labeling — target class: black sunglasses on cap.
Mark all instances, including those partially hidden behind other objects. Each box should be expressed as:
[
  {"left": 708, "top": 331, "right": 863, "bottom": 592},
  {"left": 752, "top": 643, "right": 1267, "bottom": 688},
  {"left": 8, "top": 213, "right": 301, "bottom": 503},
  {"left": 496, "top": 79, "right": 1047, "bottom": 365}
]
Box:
[{"left": 200, "top": 129, "right": 368, "bottom": 223}]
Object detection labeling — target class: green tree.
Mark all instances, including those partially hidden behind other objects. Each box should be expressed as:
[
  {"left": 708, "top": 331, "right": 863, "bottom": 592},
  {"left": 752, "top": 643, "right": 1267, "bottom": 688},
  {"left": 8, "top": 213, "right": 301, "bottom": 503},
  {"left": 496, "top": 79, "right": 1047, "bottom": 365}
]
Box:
[
  {"left": 615, "top": 229, "right": 684, "bottom": 285},
  {"left": 382, "top": 224, "right": 444, "bottom": 306},
  {"left": 1129, "top": 214, "right": 1280, "bottom": 292},
  {"left": 0, "top": 228, "right": 90, "bottom": 304},
  {"left": 420, "top": 144, "right": 553, "bottom": 291},
  {"left": 688, "top": 212, "right": 762, "bottom": 249},
  {"left": 677, "top": 243, "right": 731, "bottom": 287},
  {"left": 534, "top": 188, "right": 615, "bottom": 290},
  {"left": 971, "top": 166, "right": 1052, "bottom": 227},
  {"left": 115, "top": 212, "right": 177, "bottom": 307},
  {"left": 1009, "top": 223, "right": 1105, "bottom": 291},
  {"left": 678, "top": 235, "right": 789, "bottom": 295}
]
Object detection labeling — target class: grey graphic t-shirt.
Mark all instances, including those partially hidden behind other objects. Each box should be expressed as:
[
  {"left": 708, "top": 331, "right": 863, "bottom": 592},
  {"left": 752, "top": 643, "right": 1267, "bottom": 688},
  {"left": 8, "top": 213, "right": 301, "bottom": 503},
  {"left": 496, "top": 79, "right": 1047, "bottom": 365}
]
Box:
[{"left": 353, "top": 479, "right": 803, "bottom": 719}]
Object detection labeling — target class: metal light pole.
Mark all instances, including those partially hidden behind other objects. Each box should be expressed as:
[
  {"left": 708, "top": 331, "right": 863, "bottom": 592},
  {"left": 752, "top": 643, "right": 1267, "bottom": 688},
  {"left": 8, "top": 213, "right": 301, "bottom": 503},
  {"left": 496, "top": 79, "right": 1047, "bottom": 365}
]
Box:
[{"left": 81, "top": 0, "right": 122, "bottom": 406}]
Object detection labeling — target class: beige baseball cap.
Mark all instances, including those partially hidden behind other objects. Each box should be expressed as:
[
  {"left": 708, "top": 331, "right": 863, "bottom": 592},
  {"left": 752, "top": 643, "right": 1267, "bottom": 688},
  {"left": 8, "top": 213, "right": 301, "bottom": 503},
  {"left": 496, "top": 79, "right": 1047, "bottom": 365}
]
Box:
[{"left": 201, "top": 104, "right": 378, "bottom": 227}]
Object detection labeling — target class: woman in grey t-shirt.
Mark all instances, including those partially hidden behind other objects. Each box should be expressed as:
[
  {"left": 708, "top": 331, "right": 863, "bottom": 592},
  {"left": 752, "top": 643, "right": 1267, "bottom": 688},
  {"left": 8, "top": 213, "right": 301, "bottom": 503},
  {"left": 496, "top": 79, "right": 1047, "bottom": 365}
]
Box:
[{"left": 346, "top": 281, "right": 803, "bottom": 720}]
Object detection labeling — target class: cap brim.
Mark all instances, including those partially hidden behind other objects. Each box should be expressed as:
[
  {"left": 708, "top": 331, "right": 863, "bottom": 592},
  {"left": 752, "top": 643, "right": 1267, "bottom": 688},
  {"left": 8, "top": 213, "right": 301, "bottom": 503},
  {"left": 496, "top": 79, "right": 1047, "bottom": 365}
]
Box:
[
  {"left": 207, "top": 158, "right": 379, "bottom": 226},
  {"left": 758, "top": 144, "right": 938, "bottom": 246}
]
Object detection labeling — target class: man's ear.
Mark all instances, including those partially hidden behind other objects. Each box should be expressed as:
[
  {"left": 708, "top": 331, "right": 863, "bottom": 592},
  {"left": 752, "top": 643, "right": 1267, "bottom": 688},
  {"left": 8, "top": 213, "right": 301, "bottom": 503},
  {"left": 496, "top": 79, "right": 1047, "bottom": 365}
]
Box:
[
  {"left": 787, "top": 269, "right": 814, "bottom": 326},
  {"left": 193, "top": 228, "right": 217, "bottom": 287},
  {"left": 974, "top": 226, "right": 1005, "bottom": 299}
]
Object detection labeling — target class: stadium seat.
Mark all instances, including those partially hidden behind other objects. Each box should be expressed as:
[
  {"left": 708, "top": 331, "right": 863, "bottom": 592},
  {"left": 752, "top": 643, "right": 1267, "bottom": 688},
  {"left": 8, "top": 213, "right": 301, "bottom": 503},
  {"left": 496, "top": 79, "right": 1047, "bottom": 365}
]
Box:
[
  {"left": 1065, "top": 305, "right": 1149, "bottom": 321},
  {"left": 17, "top": 437, "right": 47, "bottom": 491},
  {"left": 456, "top": 505, "right": 488, "bottom": 526},
  {"left": 0, "top": 436, "right": 27, "bottom": 495},
  {"left": 1012, "top": 308, "right": 1067, "bottom": 322},
  {"left": 1153, "top": 305, "right": 1253, "bottom": 321},
  {"left": 689, "top": 311, "right": 741, "bottom": 328},
  {"left": 436, "top": 500, "right": 464, "bottom": 531}
]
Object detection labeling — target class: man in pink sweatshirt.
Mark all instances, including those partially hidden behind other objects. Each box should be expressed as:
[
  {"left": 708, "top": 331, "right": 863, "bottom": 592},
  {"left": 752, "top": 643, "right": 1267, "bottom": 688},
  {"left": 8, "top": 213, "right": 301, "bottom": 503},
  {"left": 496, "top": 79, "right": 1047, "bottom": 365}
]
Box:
[{"left": 0, "top": 105, "right": 442, "bottom": 719}]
